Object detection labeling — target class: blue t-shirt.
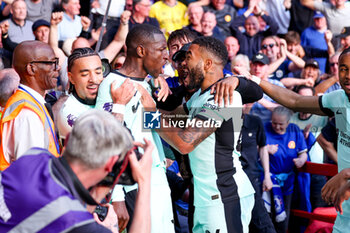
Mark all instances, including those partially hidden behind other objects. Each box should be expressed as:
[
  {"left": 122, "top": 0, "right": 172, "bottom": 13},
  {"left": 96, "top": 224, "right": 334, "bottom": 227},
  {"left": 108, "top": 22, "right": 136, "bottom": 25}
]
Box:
[{"left": 264, "top": 122, "right": 308, "bottom": 174}]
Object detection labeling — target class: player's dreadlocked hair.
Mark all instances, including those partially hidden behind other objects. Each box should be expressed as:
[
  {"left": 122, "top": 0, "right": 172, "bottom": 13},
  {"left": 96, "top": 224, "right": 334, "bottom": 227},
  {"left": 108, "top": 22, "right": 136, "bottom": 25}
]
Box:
[{"left": 68, "top": 47, "right": 99, "bottom": 72}]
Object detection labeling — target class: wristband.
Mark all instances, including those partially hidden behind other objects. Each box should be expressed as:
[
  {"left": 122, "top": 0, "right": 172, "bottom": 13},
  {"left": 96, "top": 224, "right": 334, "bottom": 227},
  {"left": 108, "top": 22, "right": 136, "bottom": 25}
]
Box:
[
  {"left": 251, "top": 75, "right": 261, "bottom": 85},
  {"left": 112, "top": 103, "right": 125, "bottom": 114}
]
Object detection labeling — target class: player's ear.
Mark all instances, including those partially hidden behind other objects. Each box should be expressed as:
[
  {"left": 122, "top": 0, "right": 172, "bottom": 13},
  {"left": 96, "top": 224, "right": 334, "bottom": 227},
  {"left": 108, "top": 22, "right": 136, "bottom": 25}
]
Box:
[
  {"left": 68, "top": 72, "right": 75, "bottom": 85},
  {"left": 136, "top": 45, "right": 145, "bottom": 58},
  {"left": 204, "top": 59, "right": 212, "bottom": 72}
]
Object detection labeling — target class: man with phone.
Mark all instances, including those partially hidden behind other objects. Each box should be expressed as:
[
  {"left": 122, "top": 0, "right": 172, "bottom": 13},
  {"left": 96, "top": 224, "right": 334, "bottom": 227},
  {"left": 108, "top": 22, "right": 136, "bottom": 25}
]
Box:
[{"left": 0, "top": 109, "right": 153, "bottom": 233}]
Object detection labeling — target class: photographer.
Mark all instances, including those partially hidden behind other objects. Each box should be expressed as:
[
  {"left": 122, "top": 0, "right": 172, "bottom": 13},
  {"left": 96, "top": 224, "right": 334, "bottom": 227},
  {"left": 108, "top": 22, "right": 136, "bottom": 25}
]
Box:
[{"left": 0, "top": 109, "right": 152, "bottom": 233}]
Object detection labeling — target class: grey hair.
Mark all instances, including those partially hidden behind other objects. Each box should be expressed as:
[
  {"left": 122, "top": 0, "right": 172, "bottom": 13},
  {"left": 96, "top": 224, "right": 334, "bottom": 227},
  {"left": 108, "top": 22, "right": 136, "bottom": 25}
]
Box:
[
  {"left": 63, "top": 109, "right": 133, "bottom": 169},
  {"left": 0, "top": 69, "right": 20, "bottom": 107},
  {"left": 272, "top": 106, "right": 293, "bottom": 122},
  {"left": 231, "top": 54, "right": 250, "bottom": 72}
]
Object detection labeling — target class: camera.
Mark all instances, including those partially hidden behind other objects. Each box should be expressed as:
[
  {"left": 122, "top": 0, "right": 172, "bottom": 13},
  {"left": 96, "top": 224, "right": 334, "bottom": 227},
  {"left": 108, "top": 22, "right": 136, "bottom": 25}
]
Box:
[
  {"left": 97, "top": 146, "right": 141, "bottom": 187},
  {"left": 94, "top": 205, "right": 108, "bottom": 222}
]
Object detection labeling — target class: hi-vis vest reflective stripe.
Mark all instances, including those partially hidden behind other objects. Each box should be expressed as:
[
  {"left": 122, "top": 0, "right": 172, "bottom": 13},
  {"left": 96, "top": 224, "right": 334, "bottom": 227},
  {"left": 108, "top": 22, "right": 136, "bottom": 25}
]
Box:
[{"left": 0, "top": 90, "right": 60, "bottom": 171}]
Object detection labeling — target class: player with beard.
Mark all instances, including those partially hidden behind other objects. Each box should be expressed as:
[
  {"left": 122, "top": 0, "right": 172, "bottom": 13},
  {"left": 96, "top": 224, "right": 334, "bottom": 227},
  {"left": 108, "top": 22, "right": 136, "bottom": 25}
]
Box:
[{"left": 150, "top": 36, "right": 255, "bottom": 233}]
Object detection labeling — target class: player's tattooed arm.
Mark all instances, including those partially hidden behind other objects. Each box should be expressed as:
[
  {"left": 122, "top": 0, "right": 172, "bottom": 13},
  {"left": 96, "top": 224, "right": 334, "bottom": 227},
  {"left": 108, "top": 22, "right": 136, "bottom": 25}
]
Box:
[{"left": 158, "top": 117, "right": 217, "bottom": 154}]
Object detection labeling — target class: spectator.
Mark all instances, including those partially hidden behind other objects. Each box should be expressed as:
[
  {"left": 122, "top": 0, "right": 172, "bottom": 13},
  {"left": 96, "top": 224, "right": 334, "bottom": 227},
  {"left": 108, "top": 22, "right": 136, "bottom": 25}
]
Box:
[
  {"left": 0, "top": 68, "right": 19, "bottom": 108},
  {"left": 149, "top": 0, "right": 189, "bottom": 40},
  {"left": 316, "top": 52, "right": 341, "bottom": 94},
  {"left": 58, "top": 0, "right": 89, "bottom": 42},
  {"left": 337, "top": 26, "right": 350, "bottom": 51},
  {"left": 250, "top": 52, "right": 284, "bottom": 123},
  {"left": 129, "top": 0, "right": 159, "bottom": 29},
  {"left": 185, "top": 4, "right": 204, "bottom": 36},
  {"left": 301, "top": 12, "right": 330, "bottom": 73},
  {"left": 0, "top": 18, "right": 50, "bottom": 52},
  {"left": 3, "top": 0, "right": 34, "bottom": 44},
  {"left": 289, "top": 0, "right": 314, "bottom": 35},
  {"left": 262, "top": 0, "right": 291, "bottom": 35},
  {"left": 279, "top": 59, "right": 320, "bottom": 89},
  {"left": 167, "top": 28, "right": 197, "bottom": 80},
  {"left": 49, "top": 11, "right": 129, "bottom": 92},
  {"left": 25, "top": 0, "right": 58, "bottom": 22},
  {"left": 0, "top": 41, "right": 60, "bottom": 171},
  {"left": 240, "top": 113, "right": 276, "bottom": 233},
  {"left": 290, "top": 85, "right": 329, "bottom": 210},
  {"left": 200, "top": 11, "right": 225, "bottom": 42},
  {"left": 90, "top": 0, "right": 125, "bottom": 30},
  {"left": 317, "top": 117, "right": 337, "bottom": 164},
  {"left": 264, "top": 106, "right": 308, "bottom": 233},
  {"left": 0, "top": 109, "right": 154, "bottom": 233},
  {"left": 301, "top": 0, "right": 350, "bottom": 49},
  {"left": 230, "top": 0, "right": 278, "bottom": 59},
  {"left": 96, "top": 24, "right": 175, "bottom": 233},
  {"left": 264, "top": 37, "right": 305, "bottom": 80},
  {"left": 203, "top": 0, "right": 237, "bottom": 37},
  {"left": 231, "top": 53, "right": 249, "bottom": 74},
  {"left": 248, "top": 47, "right": 350, "bottom": 233},
  {"left": 224, "top": 36, "right": 240, "bottom": 71}
]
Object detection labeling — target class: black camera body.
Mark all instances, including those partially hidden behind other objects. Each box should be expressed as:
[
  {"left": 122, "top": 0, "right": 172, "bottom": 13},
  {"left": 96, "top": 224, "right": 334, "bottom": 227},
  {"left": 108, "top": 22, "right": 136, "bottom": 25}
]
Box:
[
  {"left": 94, "top": 205, "right": 108, "bottom": 221},
  {"left": 98, "top": 147, "right": 141, "bottom": 187}
]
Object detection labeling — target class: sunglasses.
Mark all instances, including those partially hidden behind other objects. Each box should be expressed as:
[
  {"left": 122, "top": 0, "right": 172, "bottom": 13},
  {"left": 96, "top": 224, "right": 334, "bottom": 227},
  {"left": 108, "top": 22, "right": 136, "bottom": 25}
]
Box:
[
  {"left": 30, "top": 57, "right": 59, "bottom": 70},
  {"left": 262, "top": 43, "right": 276, "bottom": 49}
]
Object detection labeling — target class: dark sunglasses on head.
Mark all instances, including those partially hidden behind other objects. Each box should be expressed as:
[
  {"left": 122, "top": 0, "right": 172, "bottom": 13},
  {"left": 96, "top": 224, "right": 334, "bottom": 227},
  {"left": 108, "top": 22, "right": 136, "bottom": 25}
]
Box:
[
  {"left": 262, "top": 43, "right": 276, "bottom": 49},
  {"left": 30, "top": 57, "right": 59, "bottom": 70}
]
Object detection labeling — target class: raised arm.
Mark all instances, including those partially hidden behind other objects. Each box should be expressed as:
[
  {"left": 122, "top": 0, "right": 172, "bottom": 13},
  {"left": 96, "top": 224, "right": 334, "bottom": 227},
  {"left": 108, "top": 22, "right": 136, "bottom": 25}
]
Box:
[
  {"left": 103, "top": 10, "right": 130, "bottom": 62},
  {"left": 300, "top": 0, "right": 316, "bottom": 11},
  {"left": 49, "top": 12, "right": 66, "bottom": 67},
  {"left": 314, "top": 75, "right": 338, "bottom": 95}
]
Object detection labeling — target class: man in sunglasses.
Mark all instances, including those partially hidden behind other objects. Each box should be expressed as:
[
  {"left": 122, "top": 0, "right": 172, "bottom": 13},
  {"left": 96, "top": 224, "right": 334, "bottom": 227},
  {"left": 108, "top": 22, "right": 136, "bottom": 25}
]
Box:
[
  {"left": 0, "top": 40, "right": 61, "bottom": 171},
  {"left": 0, "top": 109, "right": 154, "bottom": 233}
]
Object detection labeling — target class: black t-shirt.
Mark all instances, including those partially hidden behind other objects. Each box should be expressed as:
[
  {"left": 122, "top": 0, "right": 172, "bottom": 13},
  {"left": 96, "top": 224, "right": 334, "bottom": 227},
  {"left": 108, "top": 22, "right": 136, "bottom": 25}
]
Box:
[{"left": 240, "top": 114, "right": 266, "bottom": 175}]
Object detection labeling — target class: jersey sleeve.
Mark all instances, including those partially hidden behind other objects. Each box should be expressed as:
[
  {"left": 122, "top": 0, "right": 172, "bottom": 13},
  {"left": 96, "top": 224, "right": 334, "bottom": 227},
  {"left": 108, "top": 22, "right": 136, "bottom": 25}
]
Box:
[
  {"left": 195, "top": 91, "right": 242, "bottom": 123},
  {"left": 319, "top": 90, "right": 345, "bottom": 117},
  {"left": 95, "top": 74, "right": 123, "bottom": 112}
]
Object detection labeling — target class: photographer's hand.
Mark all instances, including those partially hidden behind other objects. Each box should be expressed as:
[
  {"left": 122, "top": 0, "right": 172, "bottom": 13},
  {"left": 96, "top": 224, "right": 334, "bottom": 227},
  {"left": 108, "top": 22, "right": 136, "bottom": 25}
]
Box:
[
  {"left": 93, "top": 203, "right": 119, "bottom": 233},
  {"left": 129, "top": 138, "right": 153, "bottom": 184},
  {"left": 128, "top": 138, "right": 153, "bottom": 233}
]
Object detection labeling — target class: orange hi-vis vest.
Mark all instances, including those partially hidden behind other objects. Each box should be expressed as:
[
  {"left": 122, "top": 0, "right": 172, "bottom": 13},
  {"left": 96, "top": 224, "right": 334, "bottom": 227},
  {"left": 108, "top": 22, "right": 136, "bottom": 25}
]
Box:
[{"left": 0, "top": 89, "right": 60, "bottom": 171}]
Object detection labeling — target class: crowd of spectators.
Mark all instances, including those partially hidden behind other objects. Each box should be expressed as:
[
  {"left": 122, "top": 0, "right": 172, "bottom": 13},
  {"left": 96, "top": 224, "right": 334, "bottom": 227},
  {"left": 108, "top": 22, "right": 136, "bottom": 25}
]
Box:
[{"left": 1, "top": 0, "right": 350, "bottom": 233}]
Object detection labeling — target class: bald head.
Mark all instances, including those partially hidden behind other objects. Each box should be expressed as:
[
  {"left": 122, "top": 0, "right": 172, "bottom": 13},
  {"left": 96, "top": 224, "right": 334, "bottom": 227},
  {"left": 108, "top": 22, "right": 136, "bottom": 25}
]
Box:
[
  {"left": 72, "top": 37, "right": 91, "bottom": 51},
  {"left": 12, "top": 40, "right": 59, "bottom": 95},
  {"left": 13, "top": 41, "right": 55, "bottom": 78},
  {"left": 0, "top": 69, "right": 20, "bottom": 107}
]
